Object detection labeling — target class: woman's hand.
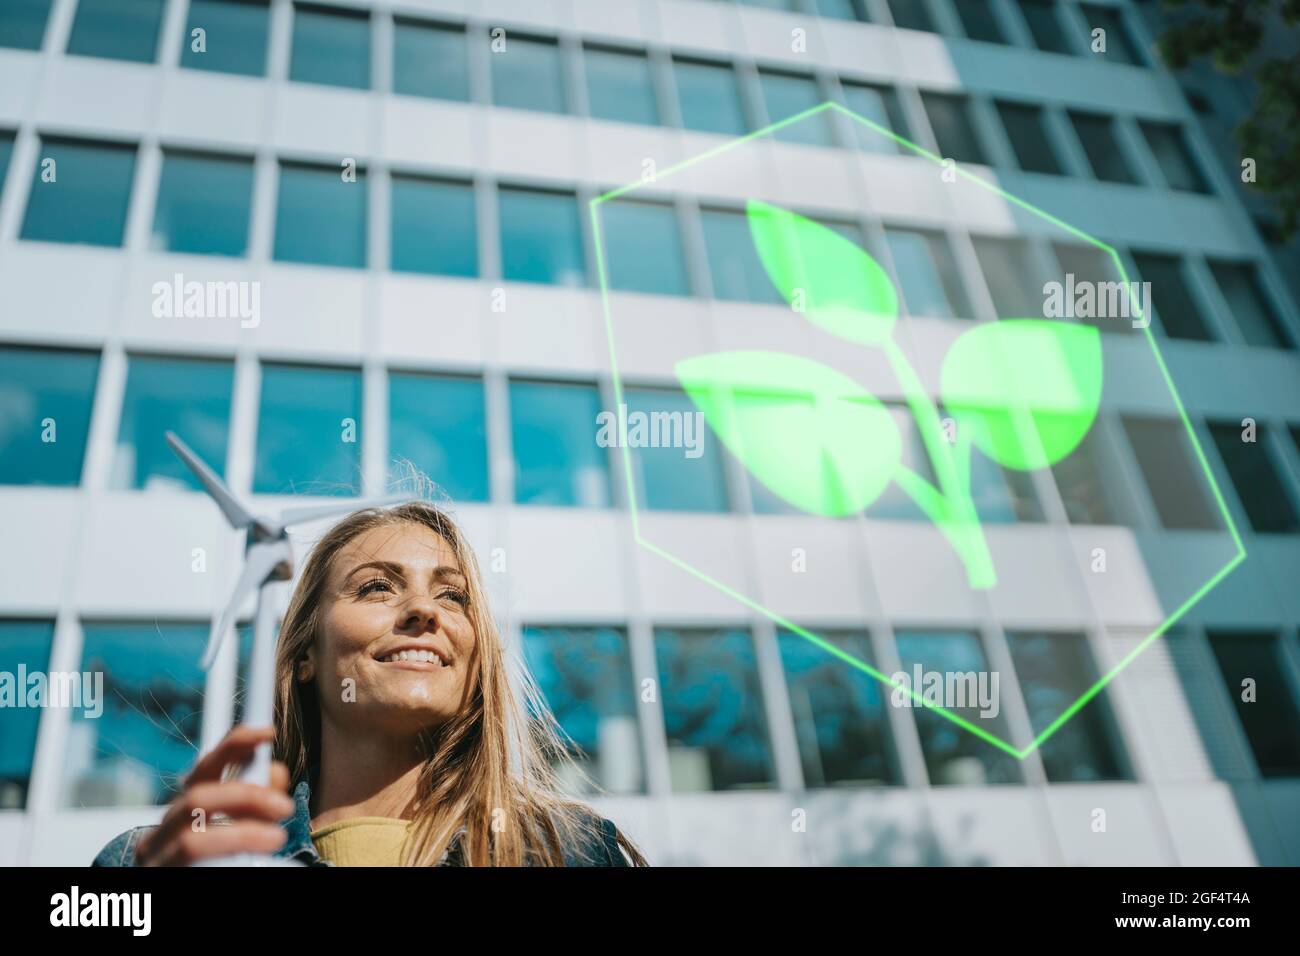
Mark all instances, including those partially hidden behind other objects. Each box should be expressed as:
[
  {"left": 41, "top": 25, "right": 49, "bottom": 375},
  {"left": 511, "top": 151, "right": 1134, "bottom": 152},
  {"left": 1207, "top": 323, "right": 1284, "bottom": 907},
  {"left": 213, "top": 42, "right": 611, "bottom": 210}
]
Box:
[{"left": 134, "top": 725, "right": 295, "bottom": 866}]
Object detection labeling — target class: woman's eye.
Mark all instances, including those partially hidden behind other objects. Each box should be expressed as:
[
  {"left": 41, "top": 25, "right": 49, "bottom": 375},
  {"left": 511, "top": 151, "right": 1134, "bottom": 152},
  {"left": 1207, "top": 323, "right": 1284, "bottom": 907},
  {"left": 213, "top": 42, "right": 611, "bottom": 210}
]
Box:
[
  {"left": 439, "top": 589, "right": 469, "bottom": 607},
  {"left": 358, "top": 578, "right": 395, "bottom": 597}
]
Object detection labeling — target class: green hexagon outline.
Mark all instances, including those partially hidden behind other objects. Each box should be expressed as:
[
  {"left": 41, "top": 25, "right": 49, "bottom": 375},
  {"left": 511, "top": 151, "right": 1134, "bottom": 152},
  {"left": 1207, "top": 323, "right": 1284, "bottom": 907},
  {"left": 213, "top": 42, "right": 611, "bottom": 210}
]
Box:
[{"left": 589, "top": 100, "right": 1247, "bottom": 761}]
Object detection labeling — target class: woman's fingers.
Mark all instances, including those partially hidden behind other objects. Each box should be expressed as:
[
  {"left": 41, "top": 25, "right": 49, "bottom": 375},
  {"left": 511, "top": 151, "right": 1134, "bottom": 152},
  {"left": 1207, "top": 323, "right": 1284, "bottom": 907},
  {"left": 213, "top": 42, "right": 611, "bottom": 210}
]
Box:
[
  {"left": 144, "top": 821, "right": 289, "bottom": 867},
  {"left": 182, "top": 725, "right": 275, "bottom": 788}
]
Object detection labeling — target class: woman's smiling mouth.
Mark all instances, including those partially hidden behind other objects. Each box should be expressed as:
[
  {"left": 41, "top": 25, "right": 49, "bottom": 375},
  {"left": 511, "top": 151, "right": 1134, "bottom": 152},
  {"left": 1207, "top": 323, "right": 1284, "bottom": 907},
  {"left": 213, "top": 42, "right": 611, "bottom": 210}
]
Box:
[{"left": 375, "top": 647, "right": 452, "bottom": 669}]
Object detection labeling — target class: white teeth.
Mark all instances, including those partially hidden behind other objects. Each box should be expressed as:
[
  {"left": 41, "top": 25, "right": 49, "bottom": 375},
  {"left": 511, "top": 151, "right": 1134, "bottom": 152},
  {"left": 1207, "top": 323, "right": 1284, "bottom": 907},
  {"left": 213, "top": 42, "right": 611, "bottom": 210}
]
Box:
[{"left": 381, "top": 650, "right": 447, "bottom": 666}]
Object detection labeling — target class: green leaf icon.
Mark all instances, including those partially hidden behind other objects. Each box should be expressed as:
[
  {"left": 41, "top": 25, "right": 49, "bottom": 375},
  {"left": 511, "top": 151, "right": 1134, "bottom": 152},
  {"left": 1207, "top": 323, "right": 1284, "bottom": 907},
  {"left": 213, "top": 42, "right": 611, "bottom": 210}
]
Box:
[
  {"left": 675, "top": 350, "right": 902, "bottom": 516},
  {"left": 939, "top": 319, "right": 1103, "bottom": 471},
  {"left": 746, "top": 199, "right": 898, "bottom": 345}
]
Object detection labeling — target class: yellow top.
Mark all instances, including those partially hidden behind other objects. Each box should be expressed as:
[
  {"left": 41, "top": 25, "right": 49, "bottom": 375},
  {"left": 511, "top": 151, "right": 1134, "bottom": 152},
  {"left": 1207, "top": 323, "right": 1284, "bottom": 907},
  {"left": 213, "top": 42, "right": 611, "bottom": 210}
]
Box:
[{"left": 310, "top": 817, "right": 412, "bottom": 867}]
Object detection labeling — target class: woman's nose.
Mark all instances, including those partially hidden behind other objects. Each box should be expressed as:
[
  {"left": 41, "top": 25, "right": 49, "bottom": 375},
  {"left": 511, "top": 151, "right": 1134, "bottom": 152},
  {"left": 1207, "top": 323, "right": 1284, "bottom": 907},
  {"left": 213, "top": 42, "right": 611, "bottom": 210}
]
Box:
[{"left": 397, "top": 594, "right": 439, "bottom": 632}]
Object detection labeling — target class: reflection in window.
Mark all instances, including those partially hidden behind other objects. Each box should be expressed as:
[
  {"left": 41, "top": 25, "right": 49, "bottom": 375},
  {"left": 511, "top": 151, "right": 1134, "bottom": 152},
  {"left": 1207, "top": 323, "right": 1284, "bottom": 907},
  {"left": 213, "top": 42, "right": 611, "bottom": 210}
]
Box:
[
  {"left": 1209, "top": 422, "right": 1300, "bottom": 534},
  {"left": 1121, "top": 417, "right": 1221, "bottom": 530},
  {"left": 1018, "top": 0, "right": 1073, "bottom": 54},
  {"left": 113, "top": 355, "right": 234, "bottom": 491},
  {"left": 596, "top": 199, "right": 689, "bottom": 296},
  {"left": 759, "top": 71, "right": 834, "bottom": 146},
  {"left": 921, "top": 93, "right": 988, "bottom": 165},
  {"left": 585, "top": 46, "right": 659, "bottom": 126},
  {"left": 21, "top": 138, "right": 136, "bottom": 247},
  {"left": 674, "top": 58, "right": 748, "bottom": 136},
  {"left": 254, "top": 364, "right": 362, "bottom": 495},
  {"left": 885, "top": 227, "right": 971, "bottom": 319},
  {"left": 491, "top": 35, "right": 566, "bottom": 114},
  {"left": 1079, "top": 3, "right": 1143, "bottom": 66},
  {"left": 1208, "top": 632, "right": 1300, "bottom": 777},
  {"left": 0, "top": 345, "right": 100, "bottom": 486},
  {"left": 894, "top": 630, "right": 1021, "bottom": 785},
  {"left": 499, "top": 187, "right": 586, "bottom": 287},
  {"left": 522, "top": 626, "right": 643, "bottom": 795},
  {"left": 0, "top": 619, "right": 54, "bottom": 810},
  {"left": 779, "top": 630, "right": 898, "bottom": 787},
  {"left": 67, "top": 0, "right": 163, "bottom": 63},
  {"left": 623, "top": 387, "right": 729, "bottom": 512},
  {"left": 996, "top": 100, "right": 1063, "bottom": 174},
  {"left": 152, "top": 151, "right": 254, "bottom": 257},
  {"left": 388, "top": 372, "right": 488, "bottom": 503},
  {"left": 273, "top": 162, "right": 367, "bottom": 268},
  {"left": 971, "top": 449, "right": 1043, "bottom": 523},
  {"left": 393, "top": 19, "right": 469, "bottom": 101},
  {"left": 390, "top": 176, "right": 477, "bottom": 277},
  {"left": 1131, "top": 251, "right": 1214, "bottom": 341},
  {"left": 841, "top": 82, "right": 908, "bottom": 153},
  {"left": 971, "top": 236, "right": 1042, "bottom": 317},
  {"left": 700, "top": 207, "right": 784, "bottom": 304},
  {"left": 0, "top": 0, "right": 52, "bottom": 50},
  {"left": 1207, "top": 260, "right": 1293, "bottom": 349},
  {"left": 1140, "top": 121, "right": 1208, "bottom": 193},
  {"left": 181, "top": 0, "right": 270, "bottom": 77},
  {"left": 888, "top": 0, "right": 936, "bottom": 32},
  {"left": 1069, "top": 111, "right": 1138, "bottom": 184},
  {"left": 509, "top": 380, "right": 610, "bottom": 507},
  {"left": 954, "top": 0, "right": 1007, "bottom": 43},
  {"left": 1005, "top": 631, "right": 1127, "bottom": 782},
  {"left": 289, "top": 3, "right": 369, "bottom": 89},
  {"left": 1050, "top": 428, "right": 1122, "bottom": 525},
  {"left": 64, "top": 623, "right": 206, "bottom": 807},
  {"left": 655, "top": 627, "right": 775, "bottom": 791}
]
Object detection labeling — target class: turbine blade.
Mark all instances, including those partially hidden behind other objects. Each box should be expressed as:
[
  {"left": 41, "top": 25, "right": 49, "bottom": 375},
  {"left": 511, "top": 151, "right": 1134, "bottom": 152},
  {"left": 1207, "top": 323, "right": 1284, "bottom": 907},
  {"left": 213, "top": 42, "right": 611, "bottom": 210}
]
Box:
[
  {"left": 278, "top": 494, "right": 413, "bottom": 529},
  {"left": 201, "top": 542, "right": 289, "bottom": 670},
  {"left": 165, "top": 431, "right": 255, "bottom": 531}
]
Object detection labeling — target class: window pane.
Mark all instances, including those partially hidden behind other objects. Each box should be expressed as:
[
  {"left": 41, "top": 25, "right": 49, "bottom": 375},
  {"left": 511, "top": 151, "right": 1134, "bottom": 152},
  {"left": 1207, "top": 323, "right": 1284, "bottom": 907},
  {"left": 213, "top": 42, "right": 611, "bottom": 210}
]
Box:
[
  {"left": 1209, "top": 422, "right": 1300, "bottom": 533},
  {"left": 491, "top": 36, "right": 566, "bottom": 114},
  {"left": 759, "top": 71, "right": 833, "bottom": 146},
  {"left": 21, "top": 138, "right": 136, "bottom": 247},
  {"left": 509, "top": 380, "right": 610, "bottom": 507},
  {"left": 779, "top": 629, "right": 897, "bottom": 787},
  {"left": 1131, "top": 251, "right": 1213, "bottom": 341},
  {"left": 0, "top": 0, "right": 52, "bottom": 50},
  {"left": 1018, "top": 0, "right": 1073, "bottom": 54},
  {"left": 971, "top": 449, "right": 1043, "bottom": 523},
  {"left": 885, "top": 227, "right": 971, "bottom": 319},
  {"left": 0, "top": 346, "right": 100, "bottom": 485},
  {"left": 1209, "top": 633, "right": 1300, "bottom": 778},
  {"left": 1069, "top": 111, "right": 1137, "bottom": 184},
  {"left": 0, "top": 619, "right": 54, "bottom": 809},
  {"left": 289, "top": 3, "right": 369, "bottom": 90},
  {"left": 181, "top": 0, "right": 270, "bottom": 77},
  {"left": 1052, "top": 241, "right": 1138, "bottom": 334},
  {"left": 862, "top": 404, "right": 934, "bottom": 520},
  {"left": 815, "top": 0, "right": 870, "bottom": 21},
  {"left": 1005, "top": 631, "right": 1127, "bottom": 782},
  {"left": 674, "top": 59, "right": 748, "bottom": 136},
  {"left": 390, "top": 176, "right": 477, "bottom": 277},
  {"left": 623, "top": 387, "right": 729, "bottom": 512},
  {"left": 597, "top": 199, "right": 689, "bottom": 296},
  {"left": 954, "top": 0, "right": 1007, "bottom": 43},
  {"left": 1208, "top": 260, "right": 1293, "bottom": 349},
  {"left": 888, "top": 0, "right": 935, "bottom": 31},
  {"left": 522, "top": 626, "right": 643, "bottom": 794},
  {"left": 1051, "top": 428, "right": 1122, "bottom": 524},
  {"left": 841, "top": 82, "right": 907, "bottom": 153},
  {"left": 655, "top": 627, "right": 775, "bottom": 791},
  {"left": 701, "top": 207, "right": 784, "bottom": 304},
  {"left": 971, "top": 236, "right": 1042, "bottom": 317},
  {"left": 65, "top": 623, "right": 206, "bottom": 807},
  {"left": 393, "top": 19, "right": 468, "bottom": 101},
  {"left": 498, "top": 187, "right": 585, "bottom": 287},
  {"left": 921, "top": 92, "right": 987, "bottom": 165},
  {"left": 996, "top": 100, "right": 1063, "bottom": 174},
  {"left": 66, "top": 0, "right": 163, "bottom": 63},
  {"left": 387, "top": 372, "right": 488, "bottom": 503},
  {"left": 273, "top": 163, "right": 367, "bottom": 268},
  {"left": 1121, "top": 416, "right": 1221, "bottom": 530},
  {"left": 112, "top": 355, "right": 234, "bottom": 491},
  {"left": 585, "top": 46, "right": 659, "bottom": 126},
  {"left": 0, "top": 130, "right": 13, "bottom": 191},
  {"left": 152, "top": 151, "right": 254, "bottom": 256},
  {"left": 894, "top": 631, "right": 1021, "bottom": 784},
  {"left": 254, "top": 364, "right": 362, "bottom": 495},
  {"left": 1079, "top": 3, "right": 1142, "bottom": 66},
  {"left": 1140, "top": 121, "right": 1207, "bottom": 193}
]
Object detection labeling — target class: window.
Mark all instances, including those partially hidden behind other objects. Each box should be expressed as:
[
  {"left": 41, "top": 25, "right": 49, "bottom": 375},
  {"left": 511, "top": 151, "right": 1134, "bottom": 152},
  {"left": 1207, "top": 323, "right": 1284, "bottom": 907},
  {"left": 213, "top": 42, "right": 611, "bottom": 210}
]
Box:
[
  {"left": 759, "top": 71, "right": 834, "bottom": 147},
  {"left": 1121, "top": 417, "right": 1221, "bottom": 530},
  {"left": 894, "top": 631, "right": 1021, "bottom": 784},
  {"left": 884, "top": 227, "right": 971, "bottom": 319},
  {"left": 180, "top": 0, "right": 270, "bottom": 77},
  {"left": 841, "top": 82, "right": 908, "bottom": 153},
  {"left": 1005, "top": 631, "right": 1127, "bottom": 782},
  {"left": 0, "top": 130, "right": 13, "bottom": 190},
  {"left": 1207, "top": 260, "right": 1293, "bottom": 349},
  {"left": 0, "top": 0, "right": 53, "bottom": 50},
  {"left": 112, "top": 355, "right": 234, "bottom": 491},
  {"left": 522, "top": 626, "right": 643, "bottom": 794},
  {"left": 700, "top": 207, "right": 784, "bottom": 304},
  {"left": 921, "top": 93, "right": 988, "bottom": 165},
  {"left": 254, "top": 364, "right": 362, "bottom": 496},
  {"left": 584, "top": 46, "right": 659, "bottom": 127},
  {"left": 1052, "top": 241, "right": 1138, "bottom": 334},
  {"left": 996, "top": 100, "right": 1064, "bottom": 174},
  {"left": 1079, "top": 3, "right": 1144, "bottom": 66},
  {"left": 491, "top": 35, "right": 566, "bottom": 114},
  {"left": 1051, "top": 428, "right": 1124, "bottom": 525},
  {"left": 779, "top": 629, "right": 898, "bottom": 787},
  {"left": 861, "top": 404, "right": 937, "bottom": 521},
  {"left": 623, "top": 387, "right": 729, "bottom": 512},
  {"left": 1209, "top": 421, "right": 1300, "bottom": 533},
  {"left": 1208, "top": 633, "right": 1300, "bottom": 777},
  {"left": 289, "top": 3, "right": 369, "bottom": 90},
  {"left": 64, "top": 622, "right": 207, "bottom": 807},
  {"left": 509, "top": 380, "right": 610, "bottom": 507},
  {"left": 0, "top": 345, "right": 100, "bottom": 485},
  {"left": 1069, "top": 111, "right": 1138, "bottom": 184},
  {"left": 152, "top": 151, "right": 254, "bottom": 257},
  {"left": 971, "top": 236, "right": 1042, "bottom": 317},
  {"left": 596, "top": 199, "right": 689, "bottom": 296},
  {"left": 655, "top": 627, "right": 775, "bottom": 791},
  {"left": 1018, "top": 0, "right": 1073, "bottom": 54},
  {"left": 1139, "top": 121, "right": 1208, "bottom": 193},
  {"left": 393, "top": 19, "right": 469, "bottom": 101},
  {"left": 273, "top": 162, "right": 367, "bottom": 268},
  {"left": 390, "top": 176, "right": 477, "bottom": 277},
  {"left": 1130, "top": 252, "right": 1214, "bottom": 341},
  {"left": 387, "top": 372, "right": 488, "bottom": 503},
  {"left": 739, "top": 0, "right": 798, "bottom": 9},
  {"left": 888, "top": 0, "right": 936, "bottom": 32},
  {"left": 674, "top": 58, "right": 748, "bottom": 136},
  {"left": 815, "top": 0, "right": 870, "bottom": 21},
  {"left": 21, "top": 138, "right": 136, "bottom": 247},
  {"left": 0, "top": 619, "right": 53, "bottom": 809},
  {"left": 970, "top": 448, "right": 1044, "bottom": 523},
  {"left": 954, "top": 0, "right": 1007, "bottom": 43},
  {"left": 498, "top": 187, "right": 586, "bottom": 287},
  {"left": 66, "top": 0, "right": 164, "bottom": 63}
]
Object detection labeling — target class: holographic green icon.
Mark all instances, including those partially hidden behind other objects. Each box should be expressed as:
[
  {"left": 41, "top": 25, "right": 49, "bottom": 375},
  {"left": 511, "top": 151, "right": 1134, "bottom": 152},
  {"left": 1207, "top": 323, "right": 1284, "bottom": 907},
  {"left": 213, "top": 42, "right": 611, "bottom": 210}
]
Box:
[{"left": 676, "top": 200, "right": 1104, "bottom": 589}]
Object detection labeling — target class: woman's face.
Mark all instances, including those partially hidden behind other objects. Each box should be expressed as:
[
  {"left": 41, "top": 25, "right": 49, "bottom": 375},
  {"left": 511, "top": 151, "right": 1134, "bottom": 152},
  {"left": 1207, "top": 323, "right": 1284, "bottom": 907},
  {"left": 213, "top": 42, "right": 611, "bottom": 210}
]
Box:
[{"left": 308, "top": 521, "right": 478, "bottom": 735}]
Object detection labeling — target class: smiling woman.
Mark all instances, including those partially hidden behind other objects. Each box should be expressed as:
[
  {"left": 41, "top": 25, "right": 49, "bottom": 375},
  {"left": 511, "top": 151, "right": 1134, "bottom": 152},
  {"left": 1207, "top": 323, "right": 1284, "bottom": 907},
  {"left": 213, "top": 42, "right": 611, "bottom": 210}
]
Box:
[{"left": 91, "top": 500, "right": 646, "bottom": 868}]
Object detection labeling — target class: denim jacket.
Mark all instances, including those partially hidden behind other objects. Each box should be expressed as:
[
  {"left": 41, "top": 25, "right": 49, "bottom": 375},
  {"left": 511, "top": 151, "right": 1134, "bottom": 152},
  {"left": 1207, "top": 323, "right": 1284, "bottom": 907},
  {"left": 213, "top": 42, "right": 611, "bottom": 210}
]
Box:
[{"left": 90, "top": 772, "right": 632, "bottom": 867}]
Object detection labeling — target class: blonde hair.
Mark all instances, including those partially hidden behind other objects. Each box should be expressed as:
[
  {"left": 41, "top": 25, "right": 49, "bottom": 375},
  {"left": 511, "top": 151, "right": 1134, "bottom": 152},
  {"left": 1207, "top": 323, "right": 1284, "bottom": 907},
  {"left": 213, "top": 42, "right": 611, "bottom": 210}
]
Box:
[{"left": 270, "top": 494, "right": 646, "bottom": 867}]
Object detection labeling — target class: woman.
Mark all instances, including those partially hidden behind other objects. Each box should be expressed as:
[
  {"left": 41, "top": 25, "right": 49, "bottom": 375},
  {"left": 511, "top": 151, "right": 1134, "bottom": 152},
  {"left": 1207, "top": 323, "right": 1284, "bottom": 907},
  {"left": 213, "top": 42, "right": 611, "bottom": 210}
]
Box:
[{"left": 91, "top": 499, "right": 646, "bottom": 867}]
